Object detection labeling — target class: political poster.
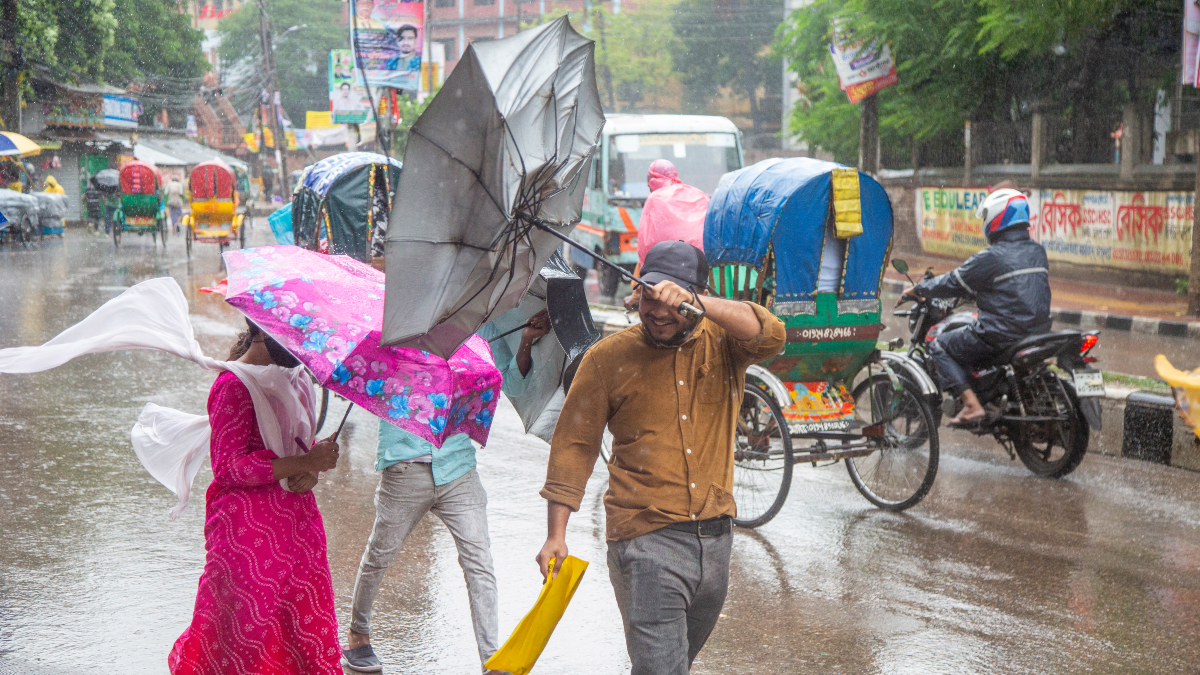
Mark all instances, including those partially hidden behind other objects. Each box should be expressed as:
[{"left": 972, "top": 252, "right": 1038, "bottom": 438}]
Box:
[
  {"left": 350, "top": 0, "right": 423, "bottom": 91},
  {"left": 829, "top": 21, "right": 898, "bottom": 103},
  {"left": 329, "top": 49, "right": 372, "bottom": 124},
  {"left": 916, "top": 186, "right": 1194, "bottom": 275}
]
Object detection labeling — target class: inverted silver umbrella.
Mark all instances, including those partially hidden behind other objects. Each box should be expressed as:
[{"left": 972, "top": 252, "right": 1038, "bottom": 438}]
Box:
[
  {"left": 486, "top": 252, "right": 600, "bottom": 438},
  {"left": 381, "top": 16, "right": 605, "bottom": 357}
]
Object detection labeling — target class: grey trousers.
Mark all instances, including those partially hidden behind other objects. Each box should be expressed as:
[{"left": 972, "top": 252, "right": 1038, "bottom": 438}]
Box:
[
  {"left": 607, "top": 525, "right": 733, "bottom": 675},
  {"left": 349, "top": 463, "right": 499, "bottom": 666}
]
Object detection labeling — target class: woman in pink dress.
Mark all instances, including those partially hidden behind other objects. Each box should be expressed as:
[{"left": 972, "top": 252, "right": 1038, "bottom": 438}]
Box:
[{"left": 169, "top": 322, "right": 343, "bottom": 674}]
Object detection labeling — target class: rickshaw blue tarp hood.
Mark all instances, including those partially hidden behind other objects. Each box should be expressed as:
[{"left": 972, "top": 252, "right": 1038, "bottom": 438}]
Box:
[
  {"left": 704, "top": 157, "right": 893, "bottom": 313},
  {"left": 301, "top": 152, "right": 402, "bottom": 198}
]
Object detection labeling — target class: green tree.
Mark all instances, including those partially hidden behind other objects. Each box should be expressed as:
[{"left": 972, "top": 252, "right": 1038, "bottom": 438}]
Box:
[
  {"left": 216, "top": 0, "right": 348, "bottom": 124},
  {"left": 777, "top": 0, "right": 1182, "bottom": 167},
  {"left": 524, "top": 2, "right": 682, "bottom": 113},
  {"left": 671, "top": 0, "right": 783, "bottom": 140},
  {"left": 104, "top": 0, "right": 208, "bottom": 84}
]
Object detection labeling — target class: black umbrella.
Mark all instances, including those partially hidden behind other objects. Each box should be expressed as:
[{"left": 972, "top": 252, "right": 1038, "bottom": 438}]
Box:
[
  {"left": 94, "top": 169, "right": 120, "bottom": 193},
  {"left": 487, "top": 252, "right": 600, "bottom": 435}
]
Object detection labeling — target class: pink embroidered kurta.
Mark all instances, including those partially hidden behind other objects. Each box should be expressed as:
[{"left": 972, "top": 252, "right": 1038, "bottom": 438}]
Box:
[{"left": 169, "top": 371, "right": 341, "bottom": 674}]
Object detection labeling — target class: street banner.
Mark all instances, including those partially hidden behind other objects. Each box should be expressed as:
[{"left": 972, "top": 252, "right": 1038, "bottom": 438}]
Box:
[
  {"left": 1186, "top": 0, "right": 1200, "bottom": 85},
  {"left": 349, "top": 0, "right": 424, "bottom": 91},
  {"left": 329, "top": 49, "right": 372, "bottom": 124},
  {"left": 829, "top": 21, "right": 898, "bottom": 103},
  {"left": 916, "top": 187, "right": 1194, "bottom": 275},
  {"left": 306, "top": 111, "right": 336, "bottom": 129}
]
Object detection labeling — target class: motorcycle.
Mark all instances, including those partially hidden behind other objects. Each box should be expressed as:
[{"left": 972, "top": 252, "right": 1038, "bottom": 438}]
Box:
[{"left": 886, "top": 259, "right": 1103, "bottom": 479}]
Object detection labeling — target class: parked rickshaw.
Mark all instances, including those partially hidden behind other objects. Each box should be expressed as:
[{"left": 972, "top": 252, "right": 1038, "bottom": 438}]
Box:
[
  {"left": 112, "top": 160, "right": 168, "bottom": 248},
  {"left": 704, "top": 158, "right": 940, "bottom": 526},
  {"left": 292, "top": 152, "right": 402, "bottom": 263},
  {"left": 181, "top": 159, "right": 246, "bottom": 258},
  {"left": 289, "top": 152, "right": 401, "bottom": 430}
]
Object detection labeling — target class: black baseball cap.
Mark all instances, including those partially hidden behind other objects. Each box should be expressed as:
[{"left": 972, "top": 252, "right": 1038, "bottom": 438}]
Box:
[{"left": 640, "top": 240, "right": 709, "bottom": 291}]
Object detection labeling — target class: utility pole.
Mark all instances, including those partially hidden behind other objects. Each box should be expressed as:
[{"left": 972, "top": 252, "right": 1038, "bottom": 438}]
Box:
[
  {"left": 0, "top": 0, "right": 22, "bottom": 131},
  {"left": 1189, "top": 161, "right": 1200, "bottom": 315},
  {"left": 257, "top": 0, "right": 288, "bottom": 199},
  {"left": 859, "top": 93, "right": 878, "bottom": 174},
  {"left": 596, "top": 9, "right": 615, "bottom": 110}
]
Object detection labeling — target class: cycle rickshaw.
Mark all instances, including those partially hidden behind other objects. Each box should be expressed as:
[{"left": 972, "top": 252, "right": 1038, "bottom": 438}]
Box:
[
  {"left": 705, "top": 158, "right": 940, "bottom": 526},
  {"left": 290, "top": 151, "right": 402, "bottom": 429},
  {"left": 112, "top": 160, "right": 168, "bottom": 248},
  {"left": 182, "top": 159, "right": 247, "bottom": 258},
  {"left": 292, "top": 151, "right": 402, "bottom": 263}
]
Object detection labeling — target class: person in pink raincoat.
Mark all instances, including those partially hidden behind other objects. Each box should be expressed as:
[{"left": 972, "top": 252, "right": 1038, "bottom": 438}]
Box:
[{"left": 624, "top": 159, "right": 710, "bottom": 310}]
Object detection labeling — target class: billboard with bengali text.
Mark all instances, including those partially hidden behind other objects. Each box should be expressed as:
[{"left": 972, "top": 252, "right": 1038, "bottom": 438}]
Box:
[
  {"left": 350, "top": 0, "right": 423, "bottom": 90},
  {"left": 916, "top": 187, "right": 1194, "bottom": 275},
  {"left": 329, "top": 49, "right": 372, "bottom": 124}
]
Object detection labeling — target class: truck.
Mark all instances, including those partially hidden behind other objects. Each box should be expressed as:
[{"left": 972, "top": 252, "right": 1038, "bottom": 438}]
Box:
[{"left": 571, "top": 114, "right": 744, "bottom": 296}]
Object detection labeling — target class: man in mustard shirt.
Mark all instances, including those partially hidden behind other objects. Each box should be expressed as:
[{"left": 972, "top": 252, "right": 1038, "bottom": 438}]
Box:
[{"left": 537, "top": 241, "right": 786, "bottom": 674}]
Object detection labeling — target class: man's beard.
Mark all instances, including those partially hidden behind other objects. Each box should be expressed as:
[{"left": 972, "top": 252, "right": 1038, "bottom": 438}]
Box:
[{"left": 649, "top": 319, "right": 699, "bottom": 347}]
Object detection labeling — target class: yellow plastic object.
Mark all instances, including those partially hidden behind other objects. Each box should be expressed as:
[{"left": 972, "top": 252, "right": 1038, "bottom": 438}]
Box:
[
  {"left": 484, "top": 556, "right": 589, "bottom": 675},
  {"left": 1155, "top": 355, "right": 1200, "bottom": 438},
  {"left": 831, "top": 168, "right": 862, "bottom": 239}
]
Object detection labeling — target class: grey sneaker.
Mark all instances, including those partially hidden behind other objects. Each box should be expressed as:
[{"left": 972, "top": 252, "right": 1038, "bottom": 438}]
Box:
[{"left": 342, "top": 644, "right": 383, "bottom": 673}]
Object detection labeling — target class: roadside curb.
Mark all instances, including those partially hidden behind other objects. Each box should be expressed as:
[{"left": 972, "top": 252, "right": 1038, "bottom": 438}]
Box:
[
  {"left": 1097, "top": 387, "right": 1200, "bottom": 473},
  {"left": 880, "top": 278, "right": 1199, "bottom": 336}
]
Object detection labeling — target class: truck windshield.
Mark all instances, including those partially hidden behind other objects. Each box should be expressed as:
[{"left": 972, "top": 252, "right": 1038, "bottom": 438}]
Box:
[{"left": 608, "top": 133, "right": 739, "bottom": 198}]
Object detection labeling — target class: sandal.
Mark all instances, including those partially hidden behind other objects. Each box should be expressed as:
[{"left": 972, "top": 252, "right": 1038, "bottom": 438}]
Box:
[{"left": 342, "top": 644, "right": 383, "bottom": 673}]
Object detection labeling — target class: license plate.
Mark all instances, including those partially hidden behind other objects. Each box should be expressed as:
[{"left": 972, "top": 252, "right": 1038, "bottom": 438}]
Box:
[{"left": 1072, "top": 370, "right": 1105, "bottom": 397}]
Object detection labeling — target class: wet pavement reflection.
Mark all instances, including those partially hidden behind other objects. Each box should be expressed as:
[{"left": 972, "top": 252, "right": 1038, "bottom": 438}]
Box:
[{"left": 2, "top": 229, "right": 1199, "bottom": 673}]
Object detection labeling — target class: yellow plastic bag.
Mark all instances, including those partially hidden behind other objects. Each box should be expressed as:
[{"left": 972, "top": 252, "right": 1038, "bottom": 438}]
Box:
[
  {"left": 1155, "top": 355, "right": 1200, "bottom": 438},
  {"left": 831, "top": 167, "right": 863, "bottom": 239},
  {"left": 484, "top": 556, "right": 589, "bottom": 675}
]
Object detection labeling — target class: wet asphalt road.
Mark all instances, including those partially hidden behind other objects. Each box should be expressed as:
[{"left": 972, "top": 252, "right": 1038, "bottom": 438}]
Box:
[{"left": 1, "top": 228, "right": 1199, "bottom": 674}]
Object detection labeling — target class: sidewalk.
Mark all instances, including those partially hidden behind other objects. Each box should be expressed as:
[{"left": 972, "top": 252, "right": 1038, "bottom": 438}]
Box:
[{"left": 884, "top": 251, "right": 1200, "bottom": 337}]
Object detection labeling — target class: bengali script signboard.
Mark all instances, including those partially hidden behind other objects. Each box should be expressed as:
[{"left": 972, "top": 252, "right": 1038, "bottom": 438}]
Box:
[
  {"left": 1036, "top": 189, "right": 1193, "bottom": 274},
  {"left": 915, "top": 187, "right": 1194, "bottom": 275}
]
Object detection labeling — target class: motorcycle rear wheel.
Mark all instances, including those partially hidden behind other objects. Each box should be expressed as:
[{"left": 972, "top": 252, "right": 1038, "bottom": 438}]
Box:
[{"left": 1012, "top": 373, "right": 1089, "bottom": 478}]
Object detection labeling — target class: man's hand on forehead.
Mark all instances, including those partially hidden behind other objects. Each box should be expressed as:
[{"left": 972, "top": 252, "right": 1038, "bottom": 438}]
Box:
[{"left": 641, "top": 280, "right": 695, "bottom": 314}]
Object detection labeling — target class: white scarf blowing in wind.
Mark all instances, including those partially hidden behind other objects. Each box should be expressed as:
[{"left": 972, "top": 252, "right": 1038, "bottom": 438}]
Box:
[{"left": 0, "top": 278, "right": 318, "bottom": 518}]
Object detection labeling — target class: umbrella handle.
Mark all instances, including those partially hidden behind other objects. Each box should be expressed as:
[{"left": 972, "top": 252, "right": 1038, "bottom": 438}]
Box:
[
  {"left": 331, "top": 402, "right": 354, "bottom": 442},
  {"left": 488, "top": 321, "right": 532, "bottom": 342},
  {"left": 531, "top": 220, "right": 706, "bottom": 320}
]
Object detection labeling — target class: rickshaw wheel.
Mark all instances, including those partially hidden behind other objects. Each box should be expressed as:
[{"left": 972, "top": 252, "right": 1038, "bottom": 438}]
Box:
[
  {"left": 185, "top": 223, "right": 193, "bottom": 258},
  {"left": 238, "top": 216, "right": 247, "bottom": 248},
  {"left": 112, "top": 222, "right": 121, "bottom": 247},
  {"left": 159, "top": 217, "right": 168, "bottom": 249},
  {"left": 732, "top": 382, "right": 794, "bottom": 528},
  {"left": 847, "top": 374, "right": 939, "bottom": 512}
]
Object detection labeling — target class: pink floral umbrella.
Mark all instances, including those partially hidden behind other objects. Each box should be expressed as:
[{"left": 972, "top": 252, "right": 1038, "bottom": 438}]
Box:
[{"left": 221, "top": 245, "right": 503, "bottom": 448}]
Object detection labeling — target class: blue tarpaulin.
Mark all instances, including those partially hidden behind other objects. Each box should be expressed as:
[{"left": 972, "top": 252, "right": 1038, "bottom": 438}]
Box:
[
  {"left": 268, "top": 203, "right": 294, "bottom": 245},
  {"left": 703, "top": 157, "right": 892, "bottom": 310},
  {"left": 300, "top": 152, "right": 402, "bottom": 199}
]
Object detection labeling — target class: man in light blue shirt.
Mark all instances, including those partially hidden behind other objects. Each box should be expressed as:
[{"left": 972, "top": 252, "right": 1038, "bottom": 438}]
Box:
[{"left": 343, "top": 310, "right": 551, "bottom": 674}]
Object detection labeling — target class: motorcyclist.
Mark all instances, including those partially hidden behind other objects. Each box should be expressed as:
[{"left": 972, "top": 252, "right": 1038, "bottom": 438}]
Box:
[{"left": 901, "top": 188, "right": 1051, "bottom": 424}]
